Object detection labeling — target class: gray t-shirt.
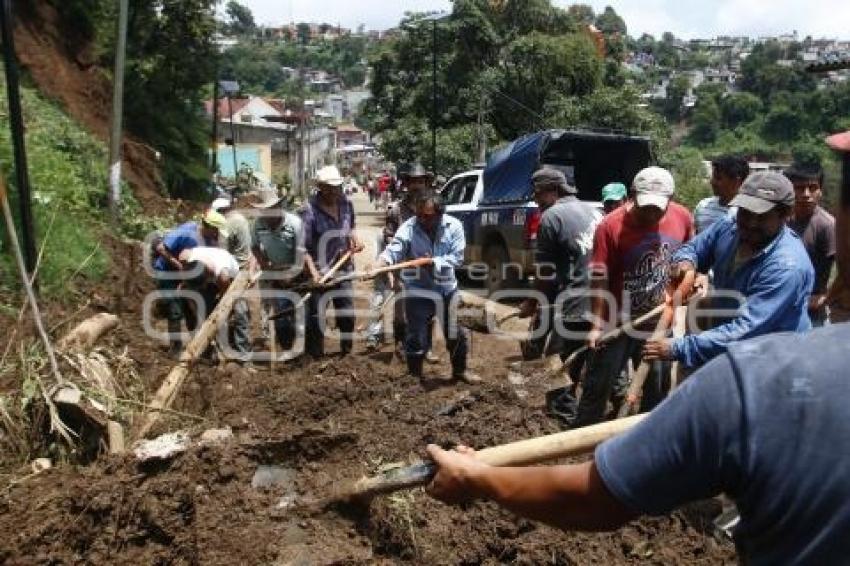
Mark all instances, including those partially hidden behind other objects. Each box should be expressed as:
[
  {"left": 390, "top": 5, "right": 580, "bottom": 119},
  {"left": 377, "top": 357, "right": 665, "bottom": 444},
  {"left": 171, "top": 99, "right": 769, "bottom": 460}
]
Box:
[
  {"left": 596, "top": 324, "right": 850, "bottom": 564},
  {"left": 535, "top": 196, "right": 601, "bottom": 320},
  {"left": 224, "top": 211, "right": 252, "bottom": 267},
  {"left": 788, "top": 206, "right": 836, "bottom": 294}
]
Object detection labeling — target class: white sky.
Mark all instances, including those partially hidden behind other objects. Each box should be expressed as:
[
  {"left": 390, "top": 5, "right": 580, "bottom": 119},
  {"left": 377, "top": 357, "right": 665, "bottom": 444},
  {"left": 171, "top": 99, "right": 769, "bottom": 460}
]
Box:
[{"left": 238, "top": 0, "right": 850, "bottom": 40}]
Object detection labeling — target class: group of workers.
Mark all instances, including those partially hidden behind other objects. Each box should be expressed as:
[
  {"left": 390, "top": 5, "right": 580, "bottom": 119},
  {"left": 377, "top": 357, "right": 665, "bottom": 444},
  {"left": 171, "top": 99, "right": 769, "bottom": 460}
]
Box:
[
  {"left": 150, "top": 161, "right": 479, "bottom": 383},
  {"left": 426, "top": 136, "right": 850, "bottom": 563}
]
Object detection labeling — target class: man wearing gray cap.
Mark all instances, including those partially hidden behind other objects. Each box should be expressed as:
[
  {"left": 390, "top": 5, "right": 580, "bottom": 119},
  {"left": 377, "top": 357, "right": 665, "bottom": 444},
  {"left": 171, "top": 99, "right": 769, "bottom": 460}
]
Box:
[
  {"left": 518, "top": 167, "right": 601, "bottom": 419},
  {"left": 645, "top": 171, "right": 814, "bottom": 368}
]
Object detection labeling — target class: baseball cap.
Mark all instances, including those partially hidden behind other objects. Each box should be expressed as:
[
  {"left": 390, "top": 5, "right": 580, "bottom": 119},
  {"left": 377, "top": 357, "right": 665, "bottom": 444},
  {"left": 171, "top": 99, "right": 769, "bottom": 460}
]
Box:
[
  {"left": 202, "top": 210, "right": 229, "bottom": 236},
  {"left": 532, "top": 167, "right": 577, "bottom": 194},
  {"left": 633, "top": 167, "right": 674, "bottom": 209},
  {"left": 315, "top": 165, "right": 344, "bottom": 187},
  {"left": 601, "top": 182, "right": 627, "bottom": 203},
  {"left": 729, "top": 171, "right": 794, "bottom": 214}
]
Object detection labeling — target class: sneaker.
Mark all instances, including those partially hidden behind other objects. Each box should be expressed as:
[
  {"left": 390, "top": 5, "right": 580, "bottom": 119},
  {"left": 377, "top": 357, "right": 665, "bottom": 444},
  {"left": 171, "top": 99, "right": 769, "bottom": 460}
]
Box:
[
  {"left": 425, "top": 350, "right": 441, "bottom": 364},
  {"left": 365, "top": 338, "right": 380, "bottom": 352}
]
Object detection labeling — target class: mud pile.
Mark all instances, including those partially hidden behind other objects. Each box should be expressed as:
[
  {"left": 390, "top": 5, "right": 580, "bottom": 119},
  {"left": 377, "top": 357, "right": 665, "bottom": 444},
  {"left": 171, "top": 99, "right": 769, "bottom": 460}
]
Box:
[{"left": 0, "top": 351, "right": 734, "bottom": 564}]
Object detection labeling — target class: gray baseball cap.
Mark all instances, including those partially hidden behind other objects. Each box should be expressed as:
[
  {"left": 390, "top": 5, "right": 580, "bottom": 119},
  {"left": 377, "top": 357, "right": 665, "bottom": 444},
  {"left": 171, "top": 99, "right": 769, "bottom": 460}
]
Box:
[
  {"left": 729, "top": 171, "right": 794, "bottom": 214},
  {"left": 532, "top": 167, "right": 577, "bottom": 194}
]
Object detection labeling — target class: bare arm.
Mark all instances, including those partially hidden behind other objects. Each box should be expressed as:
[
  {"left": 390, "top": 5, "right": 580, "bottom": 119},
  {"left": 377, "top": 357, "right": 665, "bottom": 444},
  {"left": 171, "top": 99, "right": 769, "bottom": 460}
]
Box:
[{"left": 427, "top": 445, "right": 636, "bottom": 532}]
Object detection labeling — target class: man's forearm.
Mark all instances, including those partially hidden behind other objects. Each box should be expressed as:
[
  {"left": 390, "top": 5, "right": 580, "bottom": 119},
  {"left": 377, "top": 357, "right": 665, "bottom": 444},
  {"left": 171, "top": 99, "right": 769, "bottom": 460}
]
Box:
[{"left": 469, "top": 461, "right": 635, "bottom": 532}]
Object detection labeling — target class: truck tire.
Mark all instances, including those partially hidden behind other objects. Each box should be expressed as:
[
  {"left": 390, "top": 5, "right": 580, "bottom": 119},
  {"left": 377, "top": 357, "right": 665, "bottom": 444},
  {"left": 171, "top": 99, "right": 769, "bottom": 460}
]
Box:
[{"left": 483, "top": 243, "right": 518, "bottom": 295}]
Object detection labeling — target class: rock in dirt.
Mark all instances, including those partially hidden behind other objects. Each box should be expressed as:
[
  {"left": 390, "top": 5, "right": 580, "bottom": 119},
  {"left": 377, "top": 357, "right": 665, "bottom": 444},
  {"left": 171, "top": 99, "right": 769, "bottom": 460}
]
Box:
[
  {"left": 251, "top": 465, "right": 296, "bottom": 489},
  {"left": 199, "top": 427, "right": 233, "bottom": 446},
  {"left": 133, "top": 431, "right": 190, "bottom": 462}
]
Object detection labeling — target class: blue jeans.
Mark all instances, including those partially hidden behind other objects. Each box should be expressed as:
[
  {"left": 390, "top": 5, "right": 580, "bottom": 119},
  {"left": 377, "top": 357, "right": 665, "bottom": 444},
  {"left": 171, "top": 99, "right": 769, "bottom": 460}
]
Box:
[
  {"left": 404, "top": 290, "right": 467, "bottom": 373},
  {"left": 572, "top": 333, "right": 669, "bottom": 428},
  {"left": 306, "top": 280, "right": 355, "bottom": 356}
]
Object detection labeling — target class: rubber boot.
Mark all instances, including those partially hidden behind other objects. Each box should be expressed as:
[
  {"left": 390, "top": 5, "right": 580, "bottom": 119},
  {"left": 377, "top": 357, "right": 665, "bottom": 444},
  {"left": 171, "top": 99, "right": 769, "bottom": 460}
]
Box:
[
  {"left": 167, "top": 319, "right": 183, "bottom": 359},
  {"left": 407, "top": 356, "right": 424, "bottom": 378},
  {"left": 451, "top": 358, "right": 482, "bottom": 384}
]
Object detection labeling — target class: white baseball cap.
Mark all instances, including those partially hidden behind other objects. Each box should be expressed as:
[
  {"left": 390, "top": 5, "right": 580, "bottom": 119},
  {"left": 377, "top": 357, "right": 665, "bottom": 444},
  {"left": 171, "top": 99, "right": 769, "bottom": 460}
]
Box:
[{"left": 633, "top": 166, "right": 675, "bottom": 210}]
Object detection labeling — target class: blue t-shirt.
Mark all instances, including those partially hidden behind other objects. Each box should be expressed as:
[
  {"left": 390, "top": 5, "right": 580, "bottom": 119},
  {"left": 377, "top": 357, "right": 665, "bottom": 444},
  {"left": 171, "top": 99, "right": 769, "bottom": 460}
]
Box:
[
  {"left": 596, "top": 324, "right": 850, "bottom": 564},
  {"left": 153, "top": 222, "right": 206, "bottom": 272}
]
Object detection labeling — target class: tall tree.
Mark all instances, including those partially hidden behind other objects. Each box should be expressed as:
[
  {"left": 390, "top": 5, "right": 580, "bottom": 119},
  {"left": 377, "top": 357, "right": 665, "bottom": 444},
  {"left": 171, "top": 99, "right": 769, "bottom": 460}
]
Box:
[{"left": 225, "top": 1, "right": 255, "bottom": 36}]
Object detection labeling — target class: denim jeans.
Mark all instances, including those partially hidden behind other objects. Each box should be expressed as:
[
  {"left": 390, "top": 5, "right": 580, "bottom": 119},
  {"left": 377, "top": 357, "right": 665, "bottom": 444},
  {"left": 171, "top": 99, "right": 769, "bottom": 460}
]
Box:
[
  {"left": 306, "top": 280, "right": 355, "bottom": 356},
  {"left": 404, "top": 290, "right": 467, "bottom": 373},
  {"left": 572, "top": 333, "right": 670, "bottom": 428},
  {"left": 229, "top": 298, "right": 252, "bottom": 360}
]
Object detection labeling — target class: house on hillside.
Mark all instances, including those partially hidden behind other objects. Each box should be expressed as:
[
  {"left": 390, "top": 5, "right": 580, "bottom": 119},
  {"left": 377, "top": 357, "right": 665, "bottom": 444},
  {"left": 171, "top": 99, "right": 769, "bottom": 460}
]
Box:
[
  {"left": 335, "top": 124, "right": 367, "bottom": 148},
  {"left": 205, "top": 95, "right": 335, "bottom": 194}
]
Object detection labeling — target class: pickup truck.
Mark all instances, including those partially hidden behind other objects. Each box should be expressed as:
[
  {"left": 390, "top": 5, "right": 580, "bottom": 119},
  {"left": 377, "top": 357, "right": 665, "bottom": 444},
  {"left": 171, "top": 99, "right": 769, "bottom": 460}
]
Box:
[{"left": 441, "top": 129, "right": 653, "bottom": 293}]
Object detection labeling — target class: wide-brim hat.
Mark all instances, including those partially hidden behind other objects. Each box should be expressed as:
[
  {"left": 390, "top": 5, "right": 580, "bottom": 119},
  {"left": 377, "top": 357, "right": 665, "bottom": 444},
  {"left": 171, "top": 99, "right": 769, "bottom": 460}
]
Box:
[
  {"left": 250, "top": 189, "right": 283, "bottom": 208},
  {"left": 315, "top": 165, "right": 344, "bottom": 187},
  {"left": 404, "top": 162, "right": 433, "bottom": 179},
  {"left": 201, "top": 210, "right": 229, "bottom": 237}
]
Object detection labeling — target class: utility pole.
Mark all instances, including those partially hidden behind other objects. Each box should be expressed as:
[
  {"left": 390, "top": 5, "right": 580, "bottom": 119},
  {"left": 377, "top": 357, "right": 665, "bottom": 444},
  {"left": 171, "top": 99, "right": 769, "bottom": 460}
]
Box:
[
  {"left": 0, "top": 0, "right": 37, "bottom": 276},
  {"left": 227, "top": 93, "right": 238, "bottom": 182},
  {"left": 431, "top": 18, "right": 438, "bottom": 175},
  {"left": 476, "top": 94, "right": 487, "bottom": 164},
  {"left": 211, "top": 77, "right": 219, "bottom": 175},
  {"left": 107, "top": 0, "right": 129, "bottom": 222}
]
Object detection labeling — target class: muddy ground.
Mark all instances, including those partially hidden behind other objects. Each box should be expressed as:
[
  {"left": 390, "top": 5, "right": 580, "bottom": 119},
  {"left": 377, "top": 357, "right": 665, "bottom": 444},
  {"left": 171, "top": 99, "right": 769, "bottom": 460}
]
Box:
[{"left": 0, "top": 198, "right": 735, "bottom": 564}]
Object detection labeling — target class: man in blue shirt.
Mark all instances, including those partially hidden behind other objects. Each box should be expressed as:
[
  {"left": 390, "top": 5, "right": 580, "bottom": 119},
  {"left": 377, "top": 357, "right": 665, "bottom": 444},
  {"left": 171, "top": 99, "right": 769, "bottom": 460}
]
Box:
[
  {"left": 644, "top": 171, "right": 814, "bottom": 368},
  {"left": 425, "top": 324, "right": 850, "bottom": 564},
  {"left": 152, "top": 211, "right": 227, "bottom": 357},
  {"left": 376, "top": 190, "right": 480, "bottom": 384}
]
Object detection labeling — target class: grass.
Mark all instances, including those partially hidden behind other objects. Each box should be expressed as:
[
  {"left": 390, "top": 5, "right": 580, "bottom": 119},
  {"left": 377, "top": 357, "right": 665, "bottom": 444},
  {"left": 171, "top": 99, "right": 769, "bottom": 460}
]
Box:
[{"left": 0, "top": 66, "right": 167, "bottom": 300}]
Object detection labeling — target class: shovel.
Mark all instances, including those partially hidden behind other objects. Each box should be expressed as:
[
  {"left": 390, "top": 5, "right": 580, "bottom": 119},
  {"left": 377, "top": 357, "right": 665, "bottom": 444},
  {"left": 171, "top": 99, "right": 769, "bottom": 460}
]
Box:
[{"left": 292, "top": 413, "right": 645, "bottom": 513}]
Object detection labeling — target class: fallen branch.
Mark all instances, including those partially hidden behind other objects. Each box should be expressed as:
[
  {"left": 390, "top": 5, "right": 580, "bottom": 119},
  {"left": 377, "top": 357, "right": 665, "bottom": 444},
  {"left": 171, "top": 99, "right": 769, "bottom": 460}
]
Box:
[
  {"left": 0, "top": 175, "right": 73, "bottom": 443},
  {"left": 134, "top": 270, "right": 258, "bottom": 439}
]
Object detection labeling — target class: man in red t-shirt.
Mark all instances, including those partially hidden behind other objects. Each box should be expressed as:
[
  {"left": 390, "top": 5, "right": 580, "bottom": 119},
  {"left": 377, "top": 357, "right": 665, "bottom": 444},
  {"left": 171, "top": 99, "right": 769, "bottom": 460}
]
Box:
[{"left": 572, "top": 166, "right": 694, "bottom": 428}]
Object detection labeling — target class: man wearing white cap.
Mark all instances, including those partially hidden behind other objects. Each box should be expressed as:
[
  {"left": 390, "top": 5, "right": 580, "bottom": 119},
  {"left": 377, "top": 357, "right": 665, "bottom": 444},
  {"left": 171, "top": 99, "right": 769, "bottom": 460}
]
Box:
[
  {"left": 574, "top": 166, "right": 694, "bottom": 427},
  {"left": 303, "top": 165, "right": 364, "bottom": 356},
  {"left": 644, "top": 171, "right": 814, "bottom": 368}
]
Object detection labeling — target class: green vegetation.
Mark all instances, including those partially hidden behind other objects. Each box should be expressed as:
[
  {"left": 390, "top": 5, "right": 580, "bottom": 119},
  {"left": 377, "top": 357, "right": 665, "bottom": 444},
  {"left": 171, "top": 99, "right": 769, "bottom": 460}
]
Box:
[
  {"left": 363, "top": 1, "right": 662, "bottom": 176},
  {"left": 48, "top": 0, "right": 218, "bottom": 198},
  {"left": 0, "top": 69, "right": 161, "bottom": 300}
]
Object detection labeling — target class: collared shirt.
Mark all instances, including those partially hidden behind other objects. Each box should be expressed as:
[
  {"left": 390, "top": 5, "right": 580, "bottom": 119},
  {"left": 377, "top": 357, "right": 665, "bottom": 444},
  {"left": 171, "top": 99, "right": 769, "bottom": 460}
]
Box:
[
  {"left": 223, "top": 211, "right": 252, "bottom": 267},
  {"left": 154, "top": 222, "right": 215, "bottom": 271},
  {"left": 596, "top": 324, "right": 850, "bottom": 565},
  {"left": 671, "top": 218, "right": 814, "bottom": 368},
  {"left": 694, "top": 196, "right": 737, "bottom": 234},
  {"left": 380, "top": 214, "right": 465, "bottom": 295},
  {"left": 252, "top": 210, "right": 304, "bottom": 270},
  {"left": 302, "top": 195, "right": 356, "bottom": 272}
]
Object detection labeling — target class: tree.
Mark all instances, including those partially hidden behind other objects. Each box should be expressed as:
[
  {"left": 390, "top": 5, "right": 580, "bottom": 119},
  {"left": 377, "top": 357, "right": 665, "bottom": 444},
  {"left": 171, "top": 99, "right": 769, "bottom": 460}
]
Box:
[
  {"left": 566, "top": 4, "right": 595, "bottom": 26},
  {"left": 720, "top": 92, "right": 763, "bottom": 129},
  {"left": 492, "top": 32, "right": 602, "bottom": 139},
  {"left": 762, "top": 105, "right": 804, "bottom": 142},
  {"left": 297, "top": 22, "right": 311, "bottom": 45},
  {"left": 225, "top": 1, "right": 255, "bottom": 36},
  {"left": 688, "top": 98, "right": 721, "bottom": 145},
  {"left": 660, "top": 75, "right": 689, "bottom": 121}
]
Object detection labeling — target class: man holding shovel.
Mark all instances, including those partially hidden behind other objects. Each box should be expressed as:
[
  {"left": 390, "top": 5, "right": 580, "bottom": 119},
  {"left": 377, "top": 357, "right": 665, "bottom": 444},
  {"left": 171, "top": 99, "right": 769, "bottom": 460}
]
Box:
[
  {"left": 643, "top": 172, "right": 814, "bottom": 369},
  {"left": 303, "top": 165, "right": 364, "bottom": 357},
  {"left": 251, "top": 190, "right": 305, "bottom": 353},
  {"left": 574, "top": 167, "right": 693, "bottom": 427},
  {"left": 374, "top": 190, "right": 481, "bottom": 384}
]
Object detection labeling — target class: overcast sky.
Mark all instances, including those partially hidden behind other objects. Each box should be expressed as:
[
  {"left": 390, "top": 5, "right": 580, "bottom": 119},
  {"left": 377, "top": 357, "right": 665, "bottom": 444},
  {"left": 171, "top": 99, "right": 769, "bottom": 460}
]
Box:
[{"left": 238, "top": 0, "right": 850, "bottom": 40}]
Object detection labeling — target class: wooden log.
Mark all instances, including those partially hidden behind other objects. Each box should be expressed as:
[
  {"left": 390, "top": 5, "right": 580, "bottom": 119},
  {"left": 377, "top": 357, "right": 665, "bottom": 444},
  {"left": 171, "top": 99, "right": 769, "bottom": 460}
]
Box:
[
  {"left": 108, "top": 420, "right": 125, "bottom": 454},
  {"left": 455, "top": 291, "right": 530, "bottom": 336},
  {"left": 134, "top": 270, "right": 256, "bottom": 439},
  {"left": 57, "top": 313, "right": 120, "bottom": 353}
]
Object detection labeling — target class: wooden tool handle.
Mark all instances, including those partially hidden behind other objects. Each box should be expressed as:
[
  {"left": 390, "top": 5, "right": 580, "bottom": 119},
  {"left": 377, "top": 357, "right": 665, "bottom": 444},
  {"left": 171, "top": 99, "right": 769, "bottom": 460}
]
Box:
[
  {"left": 475, "top": 414, "right": 645, "bottom": 467},
  {"left": 331, "top": 414, "right": 646, "bottom": 506},
  {"left": 320, "top": 250, "right": 354, "bottom": 283}
]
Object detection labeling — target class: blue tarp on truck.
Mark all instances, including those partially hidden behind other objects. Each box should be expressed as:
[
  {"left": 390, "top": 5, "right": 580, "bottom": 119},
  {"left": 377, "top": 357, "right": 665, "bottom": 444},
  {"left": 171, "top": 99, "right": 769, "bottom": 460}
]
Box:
[{"left": 480, "top": 129, "right": 653, "bottom": 205}]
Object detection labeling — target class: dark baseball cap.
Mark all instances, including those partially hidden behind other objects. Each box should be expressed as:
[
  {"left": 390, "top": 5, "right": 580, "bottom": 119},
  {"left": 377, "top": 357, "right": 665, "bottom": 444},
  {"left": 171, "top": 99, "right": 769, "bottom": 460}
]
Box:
[
  {"left": 532, "top": 167, "right": 577, "bottom": 194},
  {"left": 729, "top": 171, "right": 794, "bottom": 214}
]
